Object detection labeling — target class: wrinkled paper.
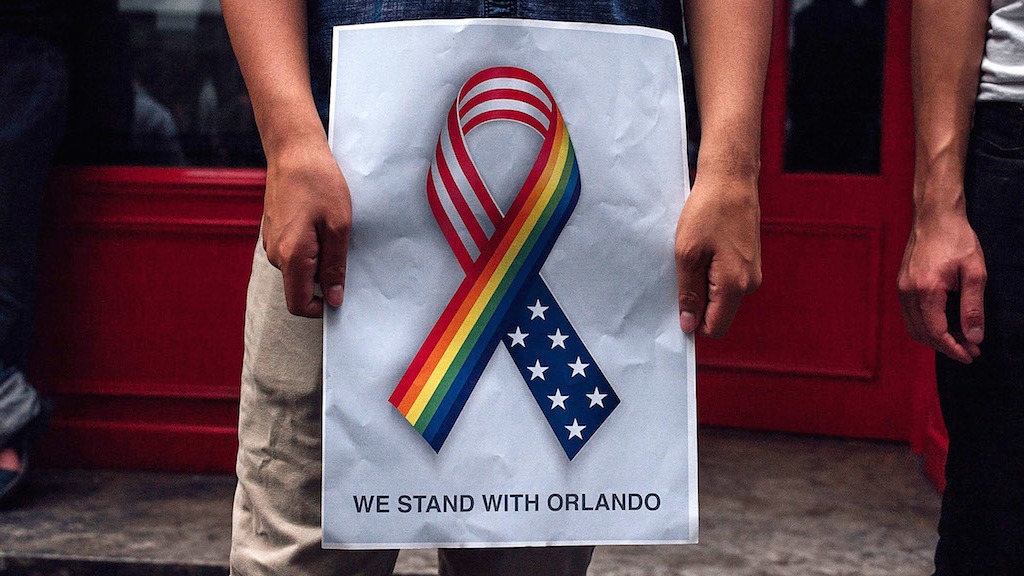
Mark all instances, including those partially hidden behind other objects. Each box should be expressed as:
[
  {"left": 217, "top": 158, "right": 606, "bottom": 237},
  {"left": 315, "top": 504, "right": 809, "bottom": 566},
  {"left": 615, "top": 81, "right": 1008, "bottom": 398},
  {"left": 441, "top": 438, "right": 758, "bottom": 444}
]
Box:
[{"left": 323, "top": 19, "right": 695, "bottom": 549}]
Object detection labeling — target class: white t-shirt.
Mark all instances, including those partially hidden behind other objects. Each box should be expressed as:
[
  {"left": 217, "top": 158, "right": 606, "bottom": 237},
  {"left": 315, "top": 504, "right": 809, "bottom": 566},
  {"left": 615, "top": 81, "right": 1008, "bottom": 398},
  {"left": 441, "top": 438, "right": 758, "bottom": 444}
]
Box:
[{"left": 979, "top": 0, "right": 1024, "bottom": 101}]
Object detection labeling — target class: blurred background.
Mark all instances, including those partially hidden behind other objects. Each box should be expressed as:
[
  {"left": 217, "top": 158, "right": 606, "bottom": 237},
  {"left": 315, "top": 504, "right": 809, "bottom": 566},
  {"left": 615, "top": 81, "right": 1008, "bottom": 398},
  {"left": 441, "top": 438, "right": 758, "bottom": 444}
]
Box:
[{"left": 53, "top": 0, "right": 262, "bottom": 168}]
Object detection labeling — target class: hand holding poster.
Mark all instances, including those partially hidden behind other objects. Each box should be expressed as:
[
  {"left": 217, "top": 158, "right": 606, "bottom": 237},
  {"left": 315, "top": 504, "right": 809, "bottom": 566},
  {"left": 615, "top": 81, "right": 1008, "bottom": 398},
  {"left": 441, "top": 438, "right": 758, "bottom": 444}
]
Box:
[{"left": 323, "top": 19, "right": 696, "bottom": 548}]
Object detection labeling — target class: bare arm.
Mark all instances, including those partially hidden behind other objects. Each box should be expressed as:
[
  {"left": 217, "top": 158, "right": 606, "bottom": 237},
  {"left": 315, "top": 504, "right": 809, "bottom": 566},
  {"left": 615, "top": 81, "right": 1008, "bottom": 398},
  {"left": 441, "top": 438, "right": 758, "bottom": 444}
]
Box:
[
  {"left": 898, "top": 0, "right": 989, "bottom": 363},
  {"left": 222, "top": 0, "right": 350, "bottom": 317},
  {"left": 677, "top": 0, "right": 772, "bottom": 337}
]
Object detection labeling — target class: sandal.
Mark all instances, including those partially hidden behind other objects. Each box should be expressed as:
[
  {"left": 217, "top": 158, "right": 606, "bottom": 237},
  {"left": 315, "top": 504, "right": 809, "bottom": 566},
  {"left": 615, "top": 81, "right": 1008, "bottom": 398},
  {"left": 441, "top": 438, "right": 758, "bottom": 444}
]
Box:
[{"left": 0, "top": 397, "right": 52, "bottom": 506}]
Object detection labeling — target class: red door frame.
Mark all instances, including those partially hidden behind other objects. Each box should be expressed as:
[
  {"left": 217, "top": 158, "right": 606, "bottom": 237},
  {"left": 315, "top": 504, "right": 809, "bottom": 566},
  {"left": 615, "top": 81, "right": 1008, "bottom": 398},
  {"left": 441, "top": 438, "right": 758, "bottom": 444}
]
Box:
[{"left": 696, "top": 0, "right": 938, "bottom": 454}]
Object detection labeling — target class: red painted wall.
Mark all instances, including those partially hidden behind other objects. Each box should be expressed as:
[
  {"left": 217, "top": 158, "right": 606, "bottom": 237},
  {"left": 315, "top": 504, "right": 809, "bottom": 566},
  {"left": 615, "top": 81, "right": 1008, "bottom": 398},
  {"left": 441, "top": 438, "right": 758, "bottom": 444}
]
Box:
[{"left": 31, "top": 167, "right": 264, "bottom": 472}]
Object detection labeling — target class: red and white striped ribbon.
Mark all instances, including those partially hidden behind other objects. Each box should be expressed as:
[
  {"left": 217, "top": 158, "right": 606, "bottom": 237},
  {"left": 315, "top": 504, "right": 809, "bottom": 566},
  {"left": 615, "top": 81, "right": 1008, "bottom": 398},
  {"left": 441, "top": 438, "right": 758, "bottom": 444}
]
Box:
[{"left": 427, "top": 67, "right": 558, "bottom": 273}]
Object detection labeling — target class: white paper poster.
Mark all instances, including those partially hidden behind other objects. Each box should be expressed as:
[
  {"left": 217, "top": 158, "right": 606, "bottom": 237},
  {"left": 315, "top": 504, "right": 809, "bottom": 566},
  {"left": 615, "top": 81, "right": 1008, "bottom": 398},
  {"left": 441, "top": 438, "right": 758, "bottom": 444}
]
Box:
[{"left": 323, "top": 19, "right": 695, "bottom": 549}]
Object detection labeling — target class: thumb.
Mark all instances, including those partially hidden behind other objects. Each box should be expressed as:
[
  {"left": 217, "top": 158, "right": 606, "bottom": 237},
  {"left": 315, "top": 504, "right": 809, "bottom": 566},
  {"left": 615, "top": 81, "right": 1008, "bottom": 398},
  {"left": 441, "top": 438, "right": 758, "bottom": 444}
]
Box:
[
  {"left": 960, "top": 261, "right": 987, "bottom": 345},
  {"left": 677, "top": 249, "right": 710, "bottom": 334},
  {"left": 318, "top": 220, "right": 350, "bottom": 308}
]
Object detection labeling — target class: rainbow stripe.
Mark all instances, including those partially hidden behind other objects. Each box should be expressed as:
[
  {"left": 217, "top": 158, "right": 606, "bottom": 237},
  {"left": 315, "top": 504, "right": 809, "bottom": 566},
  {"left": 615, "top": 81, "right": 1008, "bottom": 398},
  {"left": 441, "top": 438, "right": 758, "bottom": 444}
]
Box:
[{"left": 390, "top": 98, "right": 581, "bottom": 451}]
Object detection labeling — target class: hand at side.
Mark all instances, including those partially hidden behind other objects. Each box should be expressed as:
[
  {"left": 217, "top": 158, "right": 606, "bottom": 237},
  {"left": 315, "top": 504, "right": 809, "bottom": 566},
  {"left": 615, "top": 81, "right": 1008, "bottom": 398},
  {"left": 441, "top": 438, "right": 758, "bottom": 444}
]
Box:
[
  {"left": 898, "top": 196, "right": 986, "bottom": 364},
  {"left": 263, "top": 136, "right": 351, "bottom": 317},
  {"left": 675, "top": 172, "right": 761, "bottom": 337}
]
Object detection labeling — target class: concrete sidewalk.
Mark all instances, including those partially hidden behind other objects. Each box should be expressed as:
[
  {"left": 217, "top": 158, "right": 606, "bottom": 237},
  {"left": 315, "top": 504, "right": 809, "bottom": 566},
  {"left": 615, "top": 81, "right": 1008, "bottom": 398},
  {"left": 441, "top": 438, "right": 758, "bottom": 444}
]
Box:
[{"left": 0, "top": 429, "right": 941, "bottom": 575}]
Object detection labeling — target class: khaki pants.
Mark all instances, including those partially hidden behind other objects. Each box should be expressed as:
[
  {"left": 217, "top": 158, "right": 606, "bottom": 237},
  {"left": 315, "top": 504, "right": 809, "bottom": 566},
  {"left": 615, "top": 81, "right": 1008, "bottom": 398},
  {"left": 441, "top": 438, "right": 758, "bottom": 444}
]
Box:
[{"left": 230, "top": 240, "right": 594, "bottom": 576}]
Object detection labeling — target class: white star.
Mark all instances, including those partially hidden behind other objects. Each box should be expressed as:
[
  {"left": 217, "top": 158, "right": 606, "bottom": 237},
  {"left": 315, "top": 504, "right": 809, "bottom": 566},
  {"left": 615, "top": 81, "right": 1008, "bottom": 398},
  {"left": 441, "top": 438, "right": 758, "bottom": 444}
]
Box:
[
  {"left": 526, "top": 360, "right": 549, "bottom": 381},
  {"left": 527, "top": 299, "right": 549, "bottom": 320},
  {"left": 586, "top": 387, "right": 608, "bottom": 408},
  {"left": 568, "top": 356, "right": 590, "bottom": 378},
  {"left": 565, "top": 419, "right": 586, "bottom": 440},
  {"left": 548, "top": 328, "right": 569, "bottom": 349},
  {"left": 507, "top": 326, "right": 528, "bottom": 348},
  {"left": 547, "top": 389, "right": 568, "bottom": 410}
]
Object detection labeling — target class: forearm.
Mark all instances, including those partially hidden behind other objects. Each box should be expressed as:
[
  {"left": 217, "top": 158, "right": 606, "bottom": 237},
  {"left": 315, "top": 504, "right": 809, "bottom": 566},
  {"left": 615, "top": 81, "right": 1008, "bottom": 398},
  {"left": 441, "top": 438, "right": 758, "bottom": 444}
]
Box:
[
  {"left": 911, "top": 0, "right": 989, "bottom": 217},
  {"left": 674, "top": 0, "right": 770, "bottom": 337},
  {"left": 684, "top": 0, "right": 772, "bottom": 182},
  {"left": 900, "top": 0, "right": 990, "bottom": 361},
  {"left": 222, "top": 0, "right": 351, "bottom": 317},
  {"left": 221, "top": 0, "right": 324, "bottom": 159}
]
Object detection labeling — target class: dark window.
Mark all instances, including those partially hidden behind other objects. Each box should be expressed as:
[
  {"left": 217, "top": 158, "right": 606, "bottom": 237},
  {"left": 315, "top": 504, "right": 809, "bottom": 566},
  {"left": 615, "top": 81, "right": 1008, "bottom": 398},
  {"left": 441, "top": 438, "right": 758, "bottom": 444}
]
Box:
[
  {"left": 55, "top": 1, "right": 263, "bottom": 168},
  {"left": 785, "top": 0, "right": 885, "bottom": 174}
]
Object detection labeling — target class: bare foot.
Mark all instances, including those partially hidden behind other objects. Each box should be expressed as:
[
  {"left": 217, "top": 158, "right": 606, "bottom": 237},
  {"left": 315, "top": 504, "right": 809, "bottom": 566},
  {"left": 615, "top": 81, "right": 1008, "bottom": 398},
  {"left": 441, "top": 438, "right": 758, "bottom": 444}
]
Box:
[{"left": 0, "top": 447, "right": 21, "bottom": 473}]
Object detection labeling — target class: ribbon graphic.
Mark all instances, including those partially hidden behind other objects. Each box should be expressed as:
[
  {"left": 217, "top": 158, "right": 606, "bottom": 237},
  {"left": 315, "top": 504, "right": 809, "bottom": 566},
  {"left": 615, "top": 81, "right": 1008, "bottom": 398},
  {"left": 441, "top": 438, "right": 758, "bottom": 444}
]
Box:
[{"left": 389, "top": 67, "right": 619, "bottom": 460}]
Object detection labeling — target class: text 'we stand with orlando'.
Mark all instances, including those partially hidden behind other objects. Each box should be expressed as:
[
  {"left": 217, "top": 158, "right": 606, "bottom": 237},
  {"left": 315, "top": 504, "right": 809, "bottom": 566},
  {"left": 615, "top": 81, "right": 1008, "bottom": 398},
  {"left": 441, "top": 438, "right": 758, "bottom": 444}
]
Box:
[{"left": 352, "top": 492, "right": 663, "bottom": 514}]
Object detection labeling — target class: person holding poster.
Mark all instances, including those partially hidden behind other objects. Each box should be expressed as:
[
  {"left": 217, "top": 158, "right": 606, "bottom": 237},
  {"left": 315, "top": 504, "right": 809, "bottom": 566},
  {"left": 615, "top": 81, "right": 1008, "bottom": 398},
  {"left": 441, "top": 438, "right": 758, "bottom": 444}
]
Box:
[
  {"left": 899, "top": 1, "right": 1024, "bottom": 573},
  {"left": 222, "top": 1, "right": 769, "bottom": 574}
]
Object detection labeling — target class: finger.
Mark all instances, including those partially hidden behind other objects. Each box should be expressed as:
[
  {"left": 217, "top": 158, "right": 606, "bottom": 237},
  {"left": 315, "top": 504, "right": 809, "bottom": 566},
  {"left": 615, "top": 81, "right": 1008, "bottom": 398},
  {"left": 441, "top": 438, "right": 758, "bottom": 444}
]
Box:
[
  {"left": 282, "top": 253, "right": 323, "bottom": 318},
  {"left": 959, "top": 263, "right": 987, "bottom": 346},
  {"left": 700, "top": 282, "right": 743, "bottom": 339},
  {"left": 935, "top": 332, "right": 974, "bottom": 364},
  {"left": 900, "top": 289, "right": 932, "bottom": 347},
  {"left": 318, "top": 219, "right": 351, "bottom": 308},
  {"left": 676, "top": 249, "right": 709, "bottom": 334},
  {"left": 921, "top": 290, "right": 973, "bottom": 364},
  {"left": 898, "top": 288, "right": 921, "bottom": 340},
  {"left": 904, "top": 289, "right": 975, "bottom": 362},
  {"left": 950, "top": 329, "right": 982, "bottom": 359}
]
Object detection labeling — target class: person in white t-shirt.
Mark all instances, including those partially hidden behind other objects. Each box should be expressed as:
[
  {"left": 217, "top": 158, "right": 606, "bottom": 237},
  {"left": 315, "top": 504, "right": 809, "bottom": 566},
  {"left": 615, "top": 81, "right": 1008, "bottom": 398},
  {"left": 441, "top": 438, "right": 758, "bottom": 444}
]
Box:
[{"left": 900, "top": 1, "right": 1024, "bottom": 573}]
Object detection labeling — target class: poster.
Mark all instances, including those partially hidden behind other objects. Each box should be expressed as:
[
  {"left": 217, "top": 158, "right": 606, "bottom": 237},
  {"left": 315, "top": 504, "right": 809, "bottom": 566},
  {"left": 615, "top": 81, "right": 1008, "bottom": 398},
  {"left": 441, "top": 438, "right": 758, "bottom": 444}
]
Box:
[{"left": 323, "top": 19, "right": 695, "bottom": 549}]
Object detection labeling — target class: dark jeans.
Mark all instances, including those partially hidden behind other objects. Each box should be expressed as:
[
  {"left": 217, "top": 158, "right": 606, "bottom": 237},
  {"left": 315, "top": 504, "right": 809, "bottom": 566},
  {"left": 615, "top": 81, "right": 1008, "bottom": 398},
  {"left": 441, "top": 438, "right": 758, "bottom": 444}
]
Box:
[
  {"left": 0, "top": 33, "right": 68, "bottom": 441},
  {"left": 934, "top": 101, "right": 1024, "bottom": 575}
]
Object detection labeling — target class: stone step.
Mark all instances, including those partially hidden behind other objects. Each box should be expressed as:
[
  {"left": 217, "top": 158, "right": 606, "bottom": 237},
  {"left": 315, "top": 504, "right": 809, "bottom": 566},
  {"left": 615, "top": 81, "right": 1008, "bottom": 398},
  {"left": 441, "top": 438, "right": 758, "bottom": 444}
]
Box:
[{"left": 0, "top": 429, "right": 941, "bottom": 576}]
